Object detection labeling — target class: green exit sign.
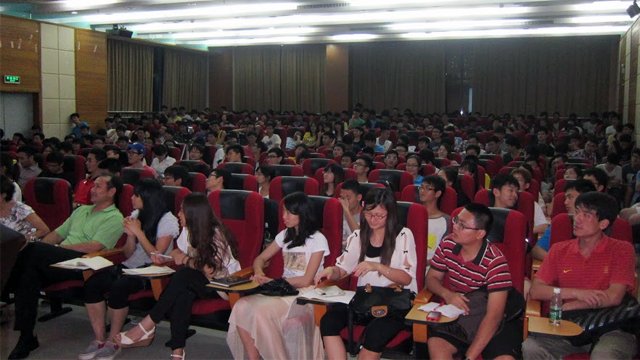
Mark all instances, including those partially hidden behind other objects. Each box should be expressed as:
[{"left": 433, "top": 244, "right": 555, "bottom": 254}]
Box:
[{"left": 3, "top": 75, "right": 21, "bottom": 84}]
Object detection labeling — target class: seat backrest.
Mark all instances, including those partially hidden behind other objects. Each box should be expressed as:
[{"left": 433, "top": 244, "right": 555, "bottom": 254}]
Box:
[
  {"left": 551, "top": 192, "right": 567, "bottom": 217},
  {"left": 218, "top": 162, "right": 254, "bottom": 175},
  {"left": 208, "top": 190, "right": 264, "bottom": 268},
  {"left": 527, "top": 178, "right": 540, "bottom": 198},
  {"left": 335, "top": 181, "right": 384, "bottom": 198},
  {"left": 63, "top": 154, "right": 86, "bottom": 186},
  {"left": 162, "top": 185, "right": 191, "bottom": 216},
  {"left": 551, "top": 213, "right": 633, "bottom": 246},
  {"left": 314, "top": 167, "right": 356, "bottom": 186},
  {"left": 23, "top": 177, "right": 73, "bottom": 230},
  {"left": 553, "top": 178, "right": 567, "bottom": 196},
  {"left": 368, "top": 169, "right": 413, "bottom": 200},
  {"left": 187, "top": 172, "right": 207, "bottom": 193},
  {"left": 227, "top": 173, "right": 258, "bottom": 192},
  {"left": 458, "top": 174, "right": 476, "bottom": 203},
  {"left": 118, "top": 184, "right": 134, "bottom": 216},
  {"left": 397, "top": 201, "right": 428, "bottom": 289},
  {"left": 479, "top": 154, "right": 503, "bottom": 168},
  {"left": 302, "top": 158, "right": 336, "bottom": 177},
  {"left": 269, "top": 164, "right": 304, "bottom": 177},
  {"left": 269, "top": 176, "right": 319, "bottom": 203},
  {"left": 475, "top": 188, "right": 535, "bottom": 241},
  {"left": 479, "top": 159, "right": 498, "bottom": 177},
  {"left": 400, "top": 184, "right": 457, "bottom": 216},
  {"left": 121, "top": 167, "right": 155, "bottom": 185},
  {"left": 476, "top": 165, "right": 486, "bottom": 191},
  {"left": 498, "top": 166, "right": 516, "bottom": 176},
  {"left": 451, "top": 206, "right": 527, "bottom": 294},
  {"left": 178, "top": 160, "right": 210, "bottom": 175}
]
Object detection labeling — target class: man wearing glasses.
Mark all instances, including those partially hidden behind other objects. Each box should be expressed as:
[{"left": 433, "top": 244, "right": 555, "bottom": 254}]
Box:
[
  {"left": 419, "top": 176, "right": 450, "bottom": 265},
  {"left": 426, "top": 203, "right": 521, "bottom": 360},
  {"left": 353, "top": 155, "right": 372, "bottom": 183},
  {"left": 524, "top": 192, "right": 636, "bottom": 359}
]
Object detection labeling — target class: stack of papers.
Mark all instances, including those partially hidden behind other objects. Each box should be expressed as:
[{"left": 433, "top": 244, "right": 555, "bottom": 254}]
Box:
[
  {"left": 418, "top": 302, "right": 466, "bottom": 318},
  {"left": 122, "top": 265, "right": 175, "bottom": 276},
  {"left": 54, "top": 256, "right": 113, "bottom": 271},
  {"left": 298, "top": 287, "right": 356, "bottom": 304}
]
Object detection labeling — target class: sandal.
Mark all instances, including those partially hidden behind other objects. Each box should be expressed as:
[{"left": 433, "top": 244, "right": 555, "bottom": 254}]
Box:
[
  {"left": 117, "top": 323, "right": 155, "bottom": 348},
  {"left": 170, "top": 350, "right": 185, "bottom": 359}
]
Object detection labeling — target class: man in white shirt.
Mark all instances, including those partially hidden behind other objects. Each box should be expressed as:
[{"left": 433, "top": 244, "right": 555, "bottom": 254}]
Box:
[
  {"left": 337, "top": 180, "right": 362, "bottom": 250},
  {"left": 261, "top": 123, "right": 281, "bottom": 150},
  {"left": 150, "top": 144, "right": 176, "bottom": 177}
]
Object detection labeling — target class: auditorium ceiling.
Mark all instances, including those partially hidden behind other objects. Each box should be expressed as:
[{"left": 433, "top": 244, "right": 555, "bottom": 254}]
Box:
[{"left": 1, "top": 0, "right": 636, "bottom": 49}]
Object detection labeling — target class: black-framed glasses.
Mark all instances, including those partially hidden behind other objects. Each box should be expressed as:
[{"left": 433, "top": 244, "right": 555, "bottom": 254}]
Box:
[{"left": 452, "top": 216, "right": 481, "bottom": 231}]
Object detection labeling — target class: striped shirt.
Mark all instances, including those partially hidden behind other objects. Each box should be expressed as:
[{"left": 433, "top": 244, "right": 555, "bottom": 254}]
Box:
[{"left": 430, "top": 237, "right": 512, "bottom": 293}]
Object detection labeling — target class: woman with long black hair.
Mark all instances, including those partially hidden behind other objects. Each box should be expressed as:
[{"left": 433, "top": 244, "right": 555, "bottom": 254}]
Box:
[
  {"left": 316, "top": 188, "right": 417, "bottom": 360},
  {"left": 115, "top": 193, "right": 239, "bottom": 360},
  {"left": 79, "top": 178, "right": 179, "bottom": 360}
]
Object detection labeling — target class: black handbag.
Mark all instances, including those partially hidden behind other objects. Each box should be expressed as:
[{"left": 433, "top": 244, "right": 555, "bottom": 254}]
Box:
[
  {"left": 258, "top": 278, "right": 299, "bottom": 296},
  {"left": 349, "top": 283, "right": 414, "bottom": 323},
  {"left": 564, "top": 294, "right": 640, "bottom": 346}
]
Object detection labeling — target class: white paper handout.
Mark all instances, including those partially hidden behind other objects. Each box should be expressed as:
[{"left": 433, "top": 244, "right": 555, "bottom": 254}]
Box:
[
  {"left": 53, "top": 256, "right": 113, "bottom": 271},
  {"left": 298, "top": 287, "right": 356, "bottom": 304},
  {"left": 418, "top": 302, "right": 466, "bottom": 318},
  {"left": 122, "top": 265, "right": 176, "bottom": 276}
]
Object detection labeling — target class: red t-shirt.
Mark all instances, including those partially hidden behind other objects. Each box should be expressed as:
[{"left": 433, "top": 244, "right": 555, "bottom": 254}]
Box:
[
  {"left": 74, "top": 177, "right": 95, "bottom": 205},
  {"left": 536, "top": 235, "right": 636, "bottom": 293}
]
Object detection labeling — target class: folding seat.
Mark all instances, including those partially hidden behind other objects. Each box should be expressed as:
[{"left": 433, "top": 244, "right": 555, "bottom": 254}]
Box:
[
  {"left": 167, "top": 146, "right": 182, "bottom": 161},
  {"left": 434, "top": 158, "right": 451, "bottom": 168},
  {"left": 227, "top": 173, "right": 258, "bottom": 192},
  {"left": 498, "top": 166, "right": 516, "bottom": 176},
  {"left": 372, "top": 161, "right": 385, "bottom": 170},
  {"left": 457, "top": 174, "right": 476, "bottom": 204},
  {"left": 550, "top": 213, "right": 633, "bottom": 246},
  {"left": 118, "top": 184, "right": 135, "bottom": 217},
  {"left": 400, "top": 184, "right": 457, "bottom": 216},
  {"left": 553, "top": 178, "right": 567, "bottom": 196},
  {"left": 527, "top": 178, "right": 540, "bottom": 198},
  {"left": 474, "top": 188, "right": 535, "bottom": 242},
  {"left": 63, "top": 154, "right": 87, "bottom": 186},
  {"left": 550, "top": 192, "right": 567, "bottom": 217},
  {"left": 268, "top": 164, "right": 304, "bottom": 177},
  {"left": 269, "top": 176, "right": 319, "bottom": 203},
  {"left": 121, "top": 167, "right": 156, "bottom": 186},
  {"left": 479, "top": 158, "right": 499, "bottom": 177},
  {"left": 243, "top": 156, "right": 256, "bottom": 167},
  {"left": 218, "top": 162, "right": 254, "bottom": 175},
  {"left": 476, "top": 165, "right": 487, "bottom": 191},
  {"left": 308, "top": 152, "right": 326, "bottom": 159},
  {"left": 314, "top": 167, "right": 356, "bottom": 187},
  {"left": 302, "top": 158, "right": 336, "bottom": 177},
  {"left": 368, "top": 169, "right": 413, "bottom": 200},
  {"left": 479, "top": 154, "right": 503, "bottom": 169},
  {"left": 335, "top": 182, "right": 384, "bottom": 198},
  {"left": 178, "top": 160, "right": 210, "bottom": 175},
  {"left": 162, "top": 185, "right": 191, "bottom": 216},
  {"left": 187, "top": 172, "right": 207, "bottom": 193},
  {"left": 23, "top": 177, "right": 72, "bottom": 230}
]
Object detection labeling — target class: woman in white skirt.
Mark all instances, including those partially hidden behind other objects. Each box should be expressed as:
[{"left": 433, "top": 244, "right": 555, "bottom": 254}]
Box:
[{"left": 226, "top": 191, "right": 329, "bottom": 360}]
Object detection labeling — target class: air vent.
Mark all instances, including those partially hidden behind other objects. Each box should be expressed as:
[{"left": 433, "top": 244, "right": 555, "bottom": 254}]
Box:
[{"left": 298, "top": 2, "right": 350, "bottom": 10}]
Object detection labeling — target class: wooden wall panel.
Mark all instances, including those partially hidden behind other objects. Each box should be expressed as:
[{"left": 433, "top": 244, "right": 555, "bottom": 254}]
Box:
[
  {"left": 0, "top": 15, "right": 41, "bottom": 93},
  {"left": 75, "top": 28, "right": 107, "bottom": 131}
]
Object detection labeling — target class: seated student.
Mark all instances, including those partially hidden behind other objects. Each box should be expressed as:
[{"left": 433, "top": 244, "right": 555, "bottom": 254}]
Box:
[
  {"left": 227, "top": 192, "right": 329, "bottom": 360},
  {"left": 322, "top": 163, "right": 344, "bottom": 197},
  {"left": 582, "top": 167, "right": 608, "bottom": 193},
  {"left": 438, "top": 166, "right": 470, "bottom": 207},
  {"left": 16, "top": 146, "right": 42, "bottom": 188},
  {"left": 224, "top": 144, "right": 245, "bottom": 163},
  {"left": 532, "top": 179, "right": 596, "bottom": 261},
  {"left": 38, "top": 152, "right": 76, "bottom": 188},
  {"left": 266, "top": 147, "right": 287, "bottom": 166},
  {"left": 353, "top": 155, "right": 373, "bottom": 183},
  {"left": 511, "top": 167, "right": 549, "bottom": 236},
  {"left": 125, "top": 143, "right": 157, "bottom": 176},
  {"left": 523, "top": 192, "right": 637, "bottom": 359},
  {"left": 0, "top": 156, "right": 22, "bottom": 202},
  {"left": 383, "top": 150, "right": 399, "bottom": 170},
  {"left": 332, "top": 143, "right": 346, "bottom": 160},
  {"left": 317, "top": 188, "right": 417, "bottom": 359},
  {"left": 563, "top": 164, "right": 582, "bottom": 181},
  {"left": 150, "top": 144, "right": 176, "bottom": 177},
  {"left": 404, "top": 154, "right": 423, "bottom": 185},
  {"left": 427, "top": 203, "right": 521, "bottom": 360},
  {"left": 8, "top": 175, "right": 124, "bottom": 359},
  {"left": 0, "top": 175, "right": 49, "bottom": 239},
  {"left": 419, "top": 175, "right": 450, "bottom": 263},
  {"left": 340, "top": 151, "right": 356, "bottom": 169},
  {"left": 489, "top": 174, "right": 519, "bottom": 209},
  {"left": 337, "top": 179, "right": 363, "bottom": 249},
  {"left": 254, "top": 165, "right": 273, "bottom": 199},
  {"left": 116, "top": 193, "right": 239, "bottom": 360},
  {"left": 205, "top": 168, "right": 230, "bottom": 194},
  {"left": 74, "top": 148, "right": 107, "bottom": 207},
  {"left": 162, "top": 165, "right": 190, "bottom": 188},
  {"left": 79, "top": 179, "right": 178, "bottom": 360}
]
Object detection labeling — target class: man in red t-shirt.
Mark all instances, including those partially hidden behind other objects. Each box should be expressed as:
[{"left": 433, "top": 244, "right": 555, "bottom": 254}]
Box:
[
  {"left": 524, "top": 192, "right": 637, "bottom": 359},
  {"left": 73, "top": 148, "right": 106, "bottom": 207},
  {"left": 427, "top": 203, "right": 521, "bottom": 360}
]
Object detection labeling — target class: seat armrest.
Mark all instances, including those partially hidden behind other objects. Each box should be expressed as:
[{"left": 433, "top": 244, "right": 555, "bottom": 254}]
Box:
[
  {"left": 232, "top": 267, "right": 255, "bottom": 278},
  {"left": 83, "top": 247, "right": 124, "bottom": 260},
  {"left": 414, "top": 288, "right": 434, "bottom": 304},
  {"left": 526, "top": 298, "right": 542, "bottom": 317}
]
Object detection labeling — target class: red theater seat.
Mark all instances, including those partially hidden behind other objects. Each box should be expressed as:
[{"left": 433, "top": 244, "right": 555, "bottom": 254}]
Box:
[
  {"left": 218, "top": 162, "right": 254, "bottom": 175},
  {"left": 400, "top": 184, "right": 457, "bottom": 216},
  {"left": 227, "top": 173, "right": 258, "bottom": 192},
  {"left": 187, "top": 172, "right": 207, "bottom": 193},
  {"left": 163, "top": 186, "right": 191, "bottom": 216},
  {"left": 23, "top": 177, "right": 72, "bottom": 230},
  {"left": 269, "top": 176, "right": 319, "bottom": 203},
  {"left": 121, "top": 167, "right": 155, "bottom": 186},
  {"left": 368, "top": 169, "right": 413, "bottom": 200},
  {"left": 302, "top": 158, "right": 336, "bottom": 177}
]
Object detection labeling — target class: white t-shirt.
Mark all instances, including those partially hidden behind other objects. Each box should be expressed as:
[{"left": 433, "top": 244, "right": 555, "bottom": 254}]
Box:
[
  {"left": 274, "top": 229, "right": 329, "bottom": 279},
  {"left": 151, "top": 156, "right": 177, "bottom": 176},
  {"left": 336, "top": 228, "right": 418, "bottom": 292},
  {"left": 596, "top": 164, "right": 623, "bottom": 184},
  {"left": 533, "top": 201, "right": 549, "bottom": 228},
  {"left": 427, "top": 215, "right": 450, "bottom": 262},
  {"left": 342, "top": 212, "right": 360, "bottom": 250},
  {"left": 262, "top": 134, "right": 282, "bottom": 150},
  {"left": 122, "top": 210, "right": 180, "bottom": 269}
]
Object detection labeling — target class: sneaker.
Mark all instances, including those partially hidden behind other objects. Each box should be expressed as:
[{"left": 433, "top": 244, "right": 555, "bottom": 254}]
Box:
[
  {"left": 78, "top": 340, "right": 104, "bottom": 360},
  {"left": 94, "top": 341, "right": 121, "bottom": 360}
]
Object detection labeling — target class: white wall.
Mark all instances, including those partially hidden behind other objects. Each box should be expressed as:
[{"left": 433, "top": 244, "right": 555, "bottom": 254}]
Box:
[{"left": 0, "top": 92, "right": 34, "bottom": 140}]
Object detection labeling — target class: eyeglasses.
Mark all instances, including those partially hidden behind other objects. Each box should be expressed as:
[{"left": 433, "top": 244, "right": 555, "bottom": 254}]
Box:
[
  {"left": 364, "top": 212, "right": 387, "bottom": 220},
  {"left": 452, "top": 216, "right": 481, "bottom": 231}
]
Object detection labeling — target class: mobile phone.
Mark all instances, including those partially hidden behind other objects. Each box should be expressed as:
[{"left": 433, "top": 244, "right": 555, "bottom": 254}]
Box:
[{"left": 426, "top": 311, "right": 442, "bottom": 322}]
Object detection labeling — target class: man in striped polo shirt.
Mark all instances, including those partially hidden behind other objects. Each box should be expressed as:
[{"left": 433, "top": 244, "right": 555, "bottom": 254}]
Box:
[{"left": 426, "top": 203, "right": 521, "bottom": 360}]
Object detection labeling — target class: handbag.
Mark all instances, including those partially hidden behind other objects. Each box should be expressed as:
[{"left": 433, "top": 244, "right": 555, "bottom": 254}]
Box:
[
  {"left": 564, "top": 294, "right": 640, "bottom": 346},
  {"left": 349, "top": 283, "right": 414, "bottom": 324},
  {"left": 258, "top": 278, "right": 299, "bottom": 296}
]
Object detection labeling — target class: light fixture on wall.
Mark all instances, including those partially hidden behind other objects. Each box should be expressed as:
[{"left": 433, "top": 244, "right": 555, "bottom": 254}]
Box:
[{"left": 627, "top": 0, "right": 640, "bottom": 18}]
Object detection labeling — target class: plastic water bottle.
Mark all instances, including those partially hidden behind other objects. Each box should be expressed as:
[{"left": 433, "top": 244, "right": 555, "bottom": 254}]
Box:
[{"left": 549, "top": 287, "right": 562, "bottom": 326}]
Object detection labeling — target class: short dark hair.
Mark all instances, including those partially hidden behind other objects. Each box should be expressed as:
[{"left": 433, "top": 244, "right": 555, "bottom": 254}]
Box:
[
  {"left": 0, "top": 174, "right": 15, "bottom": 201},
  {"left": 45, "top": 151, "right": 65, "bottom": 164},
  {"left": 89, "top": 148, "right": 107, "bottom": 162},
  {"left": 341, "top": 179, "right": 361, "bottom": 195},
  {"left": 356, "top": 155, "right": 373, "bottom": 173},
  {"left": 574, "top": 192, "right": 618, "bottom": 231},
  {"left": 98, "top": 158, "right": 122, "bottom": 175},
  {"left": 225, "top": 144, "right": 245, "bottom": 159},
  {"left": 582, "top": 168, "right": 608, "bottom": 190},
  {"left": 256, "top": 165, "right": 276, "bottom": 181},
  {"left": 164, "top": 165, "right": 189, "bottom": 185},
  {"left": 153, "top": 144, "right": 168, "bottom": 156},
  {"left": 490, "top": 174, "right": 519, "bottom": 191},
  {"left": 211, "top": 168, "right": 231, "bottom": 188},
  {"left": 459, "top": 159, "right": 478, "bottom": 175},
  {"left": 464, "top": 202, "right": 494, "bottom": 235},
  {"left": 564, "top": 179, "right": 596, "bottom": 194},
  {"left": 101, "top": 174, "right": 123, "bottom": 208},
  {"left": 17, "top": 146, "right": 37, "bottom": 157}
]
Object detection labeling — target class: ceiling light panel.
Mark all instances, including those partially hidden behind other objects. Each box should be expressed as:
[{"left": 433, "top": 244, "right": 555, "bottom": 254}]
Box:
[{"left": 138, "top": 27, "right": 318, "bottom": 40}]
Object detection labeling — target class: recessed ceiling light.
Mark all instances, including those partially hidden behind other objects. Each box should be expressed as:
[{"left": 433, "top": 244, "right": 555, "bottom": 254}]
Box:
[{"left": 71, "top": 11, "right": 78, "bottom": 14}]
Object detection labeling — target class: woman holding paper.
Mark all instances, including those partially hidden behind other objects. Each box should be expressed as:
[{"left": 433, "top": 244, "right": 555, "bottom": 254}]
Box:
[
  {"left": 315, "top": 188, "right": 417, "bottom": 360},
  {"left": 79, "top": 179, "right": 179, "bottom": 360},
  {"left": 116, "top": 193, "right": 239, "bottom": 360},
  {"left": 226, "top": 192, "right": 329, "bottom": 360}
]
